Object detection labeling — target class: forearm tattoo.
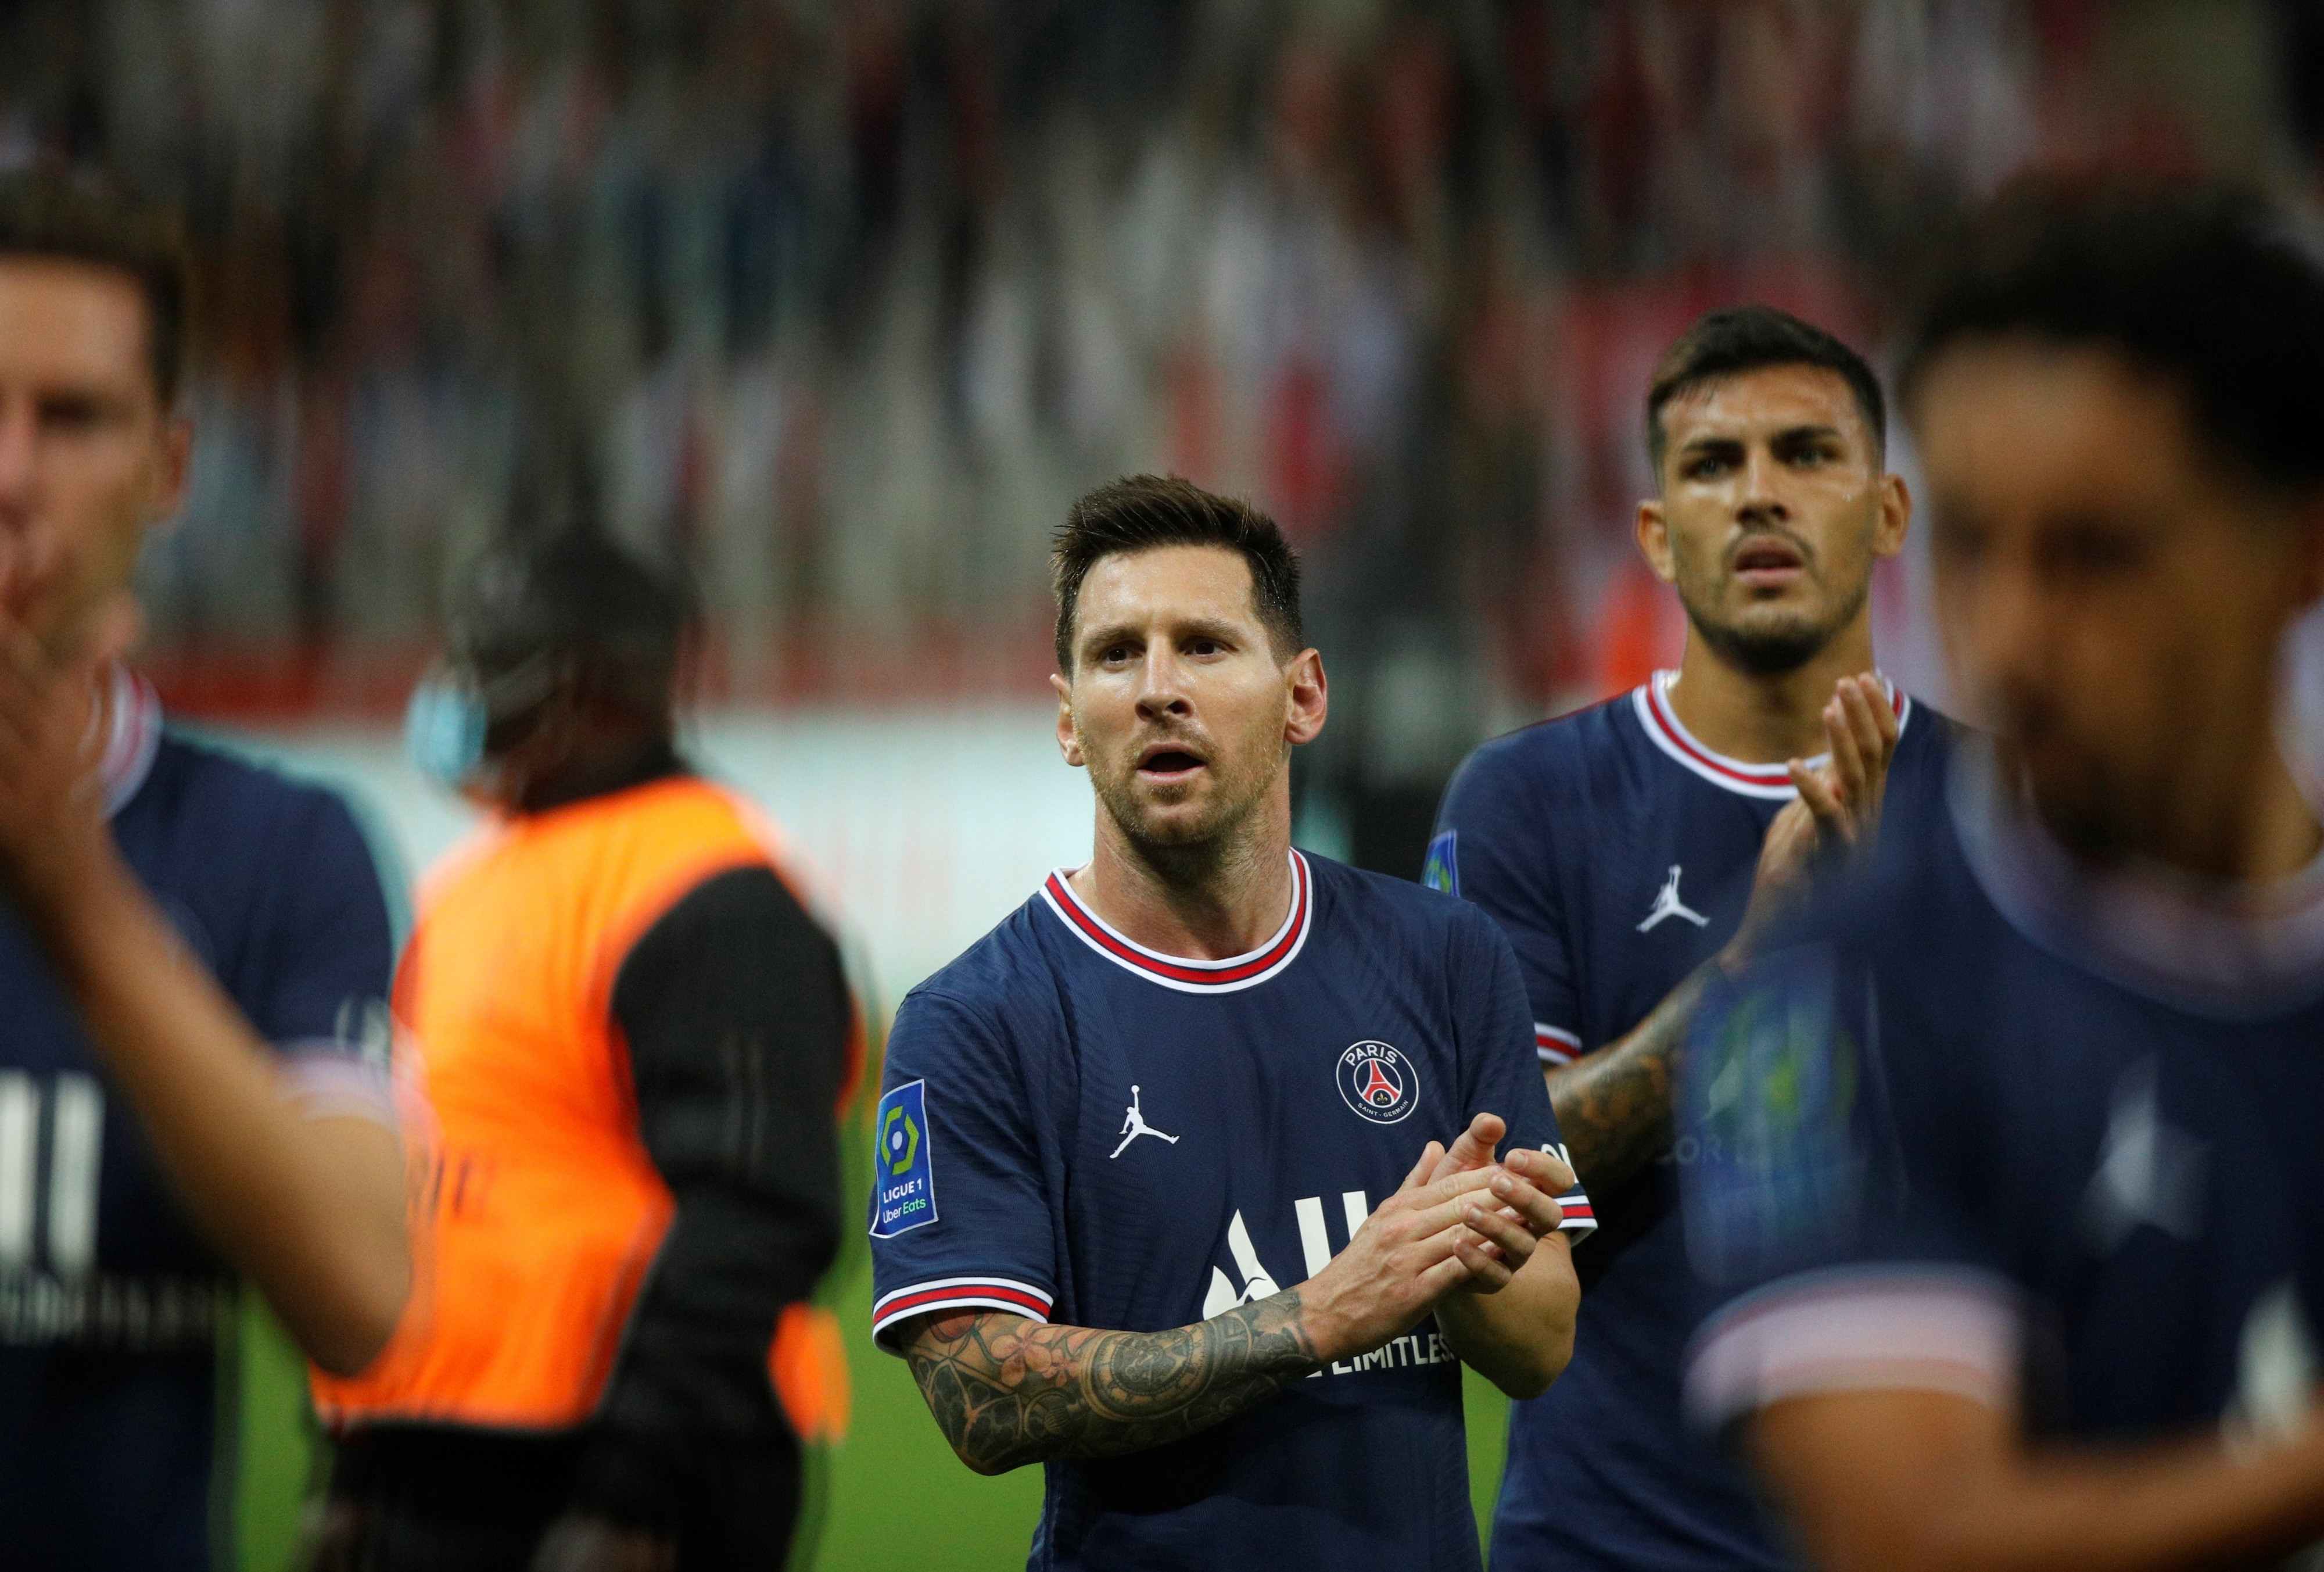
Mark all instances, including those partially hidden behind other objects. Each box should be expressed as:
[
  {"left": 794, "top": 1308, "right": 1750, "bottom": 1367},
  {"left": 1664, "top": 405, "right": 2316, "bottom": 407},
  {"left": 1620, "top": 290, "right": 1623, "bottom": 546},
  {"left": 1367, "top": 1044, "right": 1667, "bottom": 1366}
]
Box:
[
  {"left": 902, "top": 1292, "right": 1319, "bottom": 1474},
  {"left": 1546, "top": 965, "right": 1712, "bottom": 1193}
]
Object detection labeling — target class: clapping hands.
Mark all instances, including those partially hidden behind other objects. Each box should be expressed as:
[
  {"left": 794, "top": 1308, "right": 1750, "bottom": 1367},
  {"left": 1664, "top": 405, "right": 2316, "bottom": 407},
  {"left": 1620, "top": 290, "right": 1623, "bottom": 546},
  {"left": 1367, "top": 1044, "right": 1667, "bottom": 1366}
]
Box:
[
  {"left": 1729, "top": 671, "right": 1899, "bottom": 959},
  {"left": 0, "top": 529, "right": 141, "bottom": 917}
]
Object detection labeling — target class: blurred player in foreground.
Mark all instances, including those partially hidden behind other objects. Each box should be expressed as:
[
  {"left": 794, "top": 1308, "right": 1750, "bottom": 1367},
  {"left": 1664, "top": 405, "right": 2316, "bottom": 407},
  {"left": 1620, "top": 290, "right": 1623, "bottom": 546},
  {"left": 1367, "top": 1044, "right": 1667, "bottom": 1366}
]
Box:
[
  {"left": 1433, "top": 305, "right": 1955, "bottom": 1571},
  {"left": 1681, "top": 184, "right": 2324, "bottom": 1570},
  {"left": 869, "top": 475, "right": 1591, "bottom": 1570},
  {"left": 0, "top": 171, "right": 407, "bottom": 1570},
  {"left": 311, "top": 533, "right": 856, "bottom": 1571}
]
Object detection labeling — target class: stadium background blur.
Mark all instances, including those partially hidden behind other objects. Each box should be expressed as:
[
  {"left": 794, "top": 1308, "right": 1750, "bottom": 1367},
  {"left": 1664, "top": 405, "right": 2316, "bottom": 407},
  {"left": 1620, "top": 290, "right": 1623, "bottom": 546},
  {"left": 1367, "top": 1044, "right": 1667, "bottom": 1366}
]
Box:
[{"left": 6, "top": 2, "right": 2324, "bottom": 1566}]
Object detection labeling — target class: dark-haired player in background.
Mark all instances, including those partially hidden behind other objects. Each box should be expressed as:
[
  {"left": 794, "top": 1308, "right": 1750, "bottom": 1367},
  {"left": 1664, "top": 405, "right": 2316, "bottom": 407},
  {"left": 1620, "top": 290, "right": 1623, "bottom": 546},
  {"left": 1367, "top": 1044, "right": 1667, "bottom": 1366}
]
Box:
[
  {"left": 0, "top": 171, "right": 407, "bottom": 1570},
  {"left": 871, "top": 475, "right": 1591, "bottom": 1570},
  {"left": 1431, "top": 305, "right": 1956, "bottom": 1571},
  {"left": 312, "top": 533, "right": 856, "bottom": 1571},
  {"left": 1680, "top": 185, "right": 2324, "bottom": 1571}
]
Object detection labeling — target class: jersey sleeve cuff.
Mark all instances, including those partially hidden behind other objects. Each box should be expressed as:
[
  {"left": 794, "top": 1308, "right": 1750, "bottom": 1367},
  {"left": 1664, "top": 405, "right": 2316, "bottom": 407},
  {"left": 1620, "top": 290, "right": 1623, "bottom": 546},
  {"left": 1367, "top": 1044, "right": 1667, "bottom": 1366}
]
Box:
[
  {"left": 1535, "top": 1024, "right": 1582, "bottom": 1066},
  {"left": 274, "top": 1043, "right": 397, "bottom": 1130},
  {"left": 871, "top": 1276, "right": 1055, "bottom": 1354},
  {"left": 1555, "top": 1181, "right": 1595, "bottom": 1239},
  {"left": 1684, "top": 1266, "right": 2021, "bottom": 1429}
]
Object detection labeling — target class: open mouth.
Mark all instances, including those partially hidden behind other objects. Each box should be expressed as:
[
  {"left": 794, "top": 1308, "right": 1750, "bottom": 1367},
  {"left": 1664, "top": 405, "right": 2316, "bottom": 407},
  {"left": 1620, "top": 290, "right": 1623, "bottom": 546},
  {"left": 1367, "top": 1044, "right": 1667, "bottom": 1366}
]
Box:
[
  {"left": 1136, "top": 744, "right": 1208, "bottom": 782},
  {"left": 1731, "top": 536, "right": 1806, "bottom": 587}
]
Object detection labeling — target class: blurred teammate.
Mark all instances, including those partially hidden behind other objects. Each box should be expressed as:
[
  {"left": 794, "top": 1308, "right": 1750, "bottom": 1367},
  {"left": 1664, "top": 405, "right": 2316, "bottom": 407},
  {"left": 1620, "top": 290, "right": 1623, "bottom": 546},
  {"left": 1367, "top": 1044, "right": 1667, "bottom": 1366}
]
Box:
[
  {"left": 0, "top": 171, "right": 407, "bottom": 1570},
  {"left": 311, "top": 533, "right": 856, "bottom": 1571},
  {"left": 1430, "top": 305, "right": 1954, "bottom": 1570},
  {"left": 870, "top": 476, "right": 1591, "bottom": 1570},
  {"left": 1680, "top": 185, "right": 2324, "bottom": 1570}
]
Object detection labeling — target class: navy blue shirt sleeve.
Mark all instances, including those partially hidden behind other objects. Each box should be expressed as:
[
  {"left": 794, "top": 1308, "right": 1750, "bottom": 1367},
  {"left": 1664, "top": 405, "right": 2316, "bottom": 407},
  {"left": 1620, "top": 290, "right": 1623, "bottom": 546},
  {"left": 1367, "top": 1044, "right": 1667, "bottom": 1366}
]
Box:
[
  {"left": 250, "top": 789, "right": 396, "bottom": 1120},
  {"left": 1451, "top": 905, "right": 1597, "bottom": 1238},
  {"left": 1678, "top": 928, "right": 2018, "bottom": 1431},
  {"left": 867, "top": 987, "right": 1058, "bottom": 1351},
  {"left": 1432, "top": 739, "right": 1586, "bottom": 1065}
]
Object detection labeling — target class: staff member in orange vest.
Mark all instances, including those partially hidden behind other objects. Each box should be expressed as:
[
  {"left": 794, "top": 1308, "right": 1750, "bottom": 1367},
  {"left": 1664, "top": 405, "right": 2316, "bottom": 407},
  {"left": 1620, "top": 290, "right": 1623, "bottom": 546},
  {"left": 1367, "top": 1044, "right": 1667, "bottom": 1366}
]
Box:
[{"left": 311, "top": 532, "right": 856, "bottom": 1572}]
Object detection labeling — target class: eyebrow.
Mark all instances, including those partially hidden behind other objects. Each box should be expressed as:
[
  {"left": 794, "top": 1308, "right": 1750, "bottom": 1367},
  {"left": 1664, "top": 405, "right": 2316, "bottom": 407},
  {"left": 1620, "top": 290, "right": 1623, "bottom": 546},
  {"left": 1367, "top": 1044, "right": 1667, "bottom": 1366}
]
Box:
[
  {"left": 1677, "top": 422, "right": 1847, "bottom": 452},
  {"left": 1078, "top": 613, "right": 1249, "bottom": 656}
]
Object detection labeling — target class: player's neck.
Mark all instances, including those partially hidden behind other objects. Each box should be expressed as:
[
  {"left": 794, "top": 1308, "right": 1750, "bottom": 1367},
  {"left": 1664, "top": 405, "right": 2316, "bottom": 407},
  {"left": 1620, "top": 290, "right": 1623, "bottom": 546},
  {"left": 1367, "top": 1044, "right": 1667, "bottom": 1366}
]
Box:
[
  {"left": 2234, "top": 746, "right": 2324, "bottom": 882},
  {"left": 1074, "top": 798, "right": 1295, "bottom": 961},
  {"left": 1666, "top": 620, "right": 1879, "bottom": 765},
  {"left": 2124, "top": 736, "right": 2323, "bottom": 885}
]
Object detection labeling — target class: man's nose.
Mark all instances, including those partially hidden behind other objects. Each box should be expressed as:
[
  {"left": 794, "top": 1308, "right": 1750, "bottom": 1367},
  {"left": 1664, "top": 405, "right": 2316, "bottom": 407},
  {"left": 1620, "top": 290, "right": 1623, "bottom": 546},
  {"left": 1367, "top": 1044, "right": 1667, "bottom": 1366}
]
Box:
[
  {"left": 1135, "top": 644, "right": 1192, "bottom": 718},
  {"left": 1735, "top": 447, "right": 1788, "bottom": 527}
]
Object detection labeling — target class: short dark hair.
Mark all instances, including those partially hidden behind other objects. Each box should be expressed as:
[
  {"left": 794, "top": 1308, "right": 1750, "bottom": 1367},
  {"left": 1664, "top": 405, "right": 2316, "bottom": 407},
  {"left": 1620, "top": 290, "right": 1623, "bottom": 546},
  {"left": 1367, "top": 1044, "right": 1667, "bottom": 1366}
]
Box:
[
  {"left": 1901, "top": 178, "right": 2324, "bottom": 493},
  {"left": 0, "top": 170, "right": 190, "bottom": 405},
  {"left": 450, "top": 530, "right": 697, "bottom": 719},
  {"left": 1645, "top": 305, "right": 1887, "bottom": 475},
  {"left": 1052, "top": 476, "right": 1304, "bottom": 672}
]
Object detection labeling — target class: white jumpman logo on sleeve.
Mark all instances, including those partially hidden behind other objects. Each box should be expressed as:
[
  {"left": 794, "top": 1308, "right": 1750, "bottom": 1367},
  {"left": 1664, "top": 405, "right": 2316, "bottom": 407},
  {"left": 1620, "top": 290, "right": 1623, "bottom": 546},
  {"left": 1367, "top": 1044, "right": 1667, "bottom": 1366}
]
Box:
[
  {"left": 1110, "top": 1084, "right": 1181, "bottom": 1159},
  {"left": 1637, "top": 865, "right": 1711, "bottom": 932}
]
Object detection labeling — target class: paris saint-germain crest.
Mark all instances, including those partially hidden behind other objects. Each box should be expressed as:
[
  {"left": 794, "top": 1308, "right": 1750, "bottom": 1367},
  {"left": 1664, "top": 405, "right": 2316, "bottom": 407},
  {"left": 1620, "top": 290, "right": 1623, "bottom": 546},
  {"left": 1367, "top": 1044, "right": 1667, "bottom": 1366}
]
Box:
[{"left": 1337, "top": 1041, "right": 1418, "bottom": 1125}]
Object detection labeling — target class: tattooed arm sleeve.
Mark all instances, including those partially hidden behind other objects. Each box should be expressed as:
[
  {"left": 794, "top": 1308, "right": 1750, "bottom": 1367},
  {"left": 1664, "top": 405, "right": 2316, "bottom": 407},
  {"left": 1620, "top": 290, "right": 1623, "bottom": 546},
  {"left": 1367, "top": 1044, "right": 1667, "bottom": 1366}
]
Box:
[
  {"left": 898, "top": 1294, "right": 1319, "bottom": 1475},
  {"left": 1545, "top": 962, "right": 1711, "bottom": 1193}
]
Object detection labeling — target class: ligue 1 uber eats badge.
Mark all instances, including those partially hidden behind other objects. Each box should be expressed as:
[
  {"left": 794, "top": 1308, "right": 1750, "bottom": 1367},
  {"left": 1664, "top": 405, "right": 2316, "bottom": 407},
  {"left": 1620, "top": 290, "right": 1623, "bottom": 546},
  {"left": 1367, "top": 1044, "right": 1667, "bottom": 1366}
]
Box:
[
  {"left": 1337, "top": 1041, "right": 1418, "bottom": 1125},
  {"left": 870, "top": 1080, "right": 937, "bottom": 1238}
]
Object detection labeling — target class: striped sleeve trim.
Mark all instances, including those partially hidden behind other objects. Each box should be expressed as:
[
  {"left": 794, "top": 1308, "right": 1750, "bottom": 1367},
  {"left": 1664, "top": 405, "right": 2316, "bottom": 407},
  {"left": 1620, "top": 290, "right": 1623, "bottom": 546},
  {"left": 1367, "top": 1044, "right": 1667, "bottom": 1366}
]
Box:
[
  {"left": 1536, "top": 1024, "right": 1583, "bottom": 1066},
  {"left": 1684, "top": 1267, "right": 2020, "bottom": 1428},
  {"left": 1555, "top": 1183, "right": 1596, "bottom": 1238},
  {"left": 275, "top": 1043, "right": 397, "bottom": 1130},
  {"left": 871, "top": 1276, "right": 1055, "bottom": 1352}
]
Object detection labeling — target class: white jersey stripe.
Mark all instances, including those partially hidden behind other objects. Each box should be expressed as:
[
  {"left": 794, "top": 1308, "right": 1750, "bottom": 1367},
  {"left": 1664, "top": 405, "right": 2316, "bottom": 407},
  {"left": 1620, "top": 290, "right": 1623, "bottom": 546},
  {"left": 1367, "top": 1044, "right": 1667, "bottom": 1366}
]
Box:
[{"left": 1685, "top": 1266, "right": 2020, "bottom": 1427}]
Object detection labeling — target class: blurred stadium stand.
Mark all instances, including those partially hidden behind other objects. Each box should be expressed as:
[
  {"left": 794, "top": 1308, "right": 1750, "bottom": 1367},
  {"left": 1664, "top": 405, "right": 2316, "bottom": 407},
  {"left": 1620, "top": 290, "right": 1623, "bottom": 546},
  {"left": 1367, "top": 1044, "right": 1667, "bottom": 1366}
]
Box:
[{"left": 5, "top": 0, "right": 2318, "bottom": 879}]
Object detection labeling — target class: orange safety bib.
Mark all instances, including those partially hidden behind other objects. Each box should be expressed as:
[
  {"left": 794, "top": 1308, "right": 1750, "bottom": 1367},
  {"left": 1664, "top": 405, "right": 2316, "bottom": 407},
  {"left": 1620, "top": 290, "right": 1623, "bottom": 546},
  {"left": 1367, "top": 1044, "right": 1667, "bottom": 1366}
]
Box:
[{"left": 314, "top": 777, "right": 850, "bottom": 1442}]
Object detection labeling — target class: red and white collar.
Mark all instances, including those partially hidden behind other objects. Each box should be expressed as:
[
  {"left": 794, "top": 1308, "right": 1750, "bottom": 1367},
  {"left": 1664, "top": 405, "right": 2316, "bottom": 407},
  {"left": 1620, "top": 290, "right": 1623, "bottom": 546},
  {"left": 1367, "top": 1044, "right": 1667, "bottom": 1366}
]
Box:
[
  {"left": 1634, "top": 669, "right": 1910, "bottom": 801},
  {"left": 1039, "top": 850, "right": 1314, "bottom": 993},
  {"left": 100, "top": 665, "right": 162, "bottom": 819}
]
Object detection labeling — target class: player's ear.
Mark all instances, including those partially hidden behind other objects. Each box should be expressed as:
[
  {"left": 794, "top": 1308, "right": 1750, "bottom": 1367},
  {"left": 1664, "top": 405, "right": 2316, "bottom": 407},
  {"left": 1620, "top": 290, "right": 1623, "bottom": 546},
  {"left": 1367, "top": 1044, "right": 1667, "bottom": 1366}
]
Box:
[
  {"left": 1051, "top": 671, "right": 1084, "bottom": 767},
  {"left": 1635, "top": 499, "right": 1676, "bottom": 583},
  {"left": 153, "top": 413, "right": 193, "bottom": 524},
  {"left": 1283, "top": 648, "right": 1326, "bottom": 746},
  {"left": 1873, "top": 470, "right": 1911, "bottom": 560}
]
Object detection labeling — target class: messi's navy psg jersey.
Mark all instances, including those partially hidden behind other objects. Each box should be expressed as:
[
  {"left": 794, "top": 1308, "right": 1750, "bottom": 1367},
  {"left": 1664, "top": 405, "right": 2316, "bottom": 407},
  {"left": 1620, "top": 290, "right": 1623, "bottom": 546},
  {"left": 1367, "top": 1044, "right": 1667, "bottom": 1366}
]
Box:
[
  {"left": 1683, "top": 746, "right": 2324, "bottom": 1499},
  {"left": 867, "top": 850, "right": 1594, "bottom": 1572},
  {"left": 1429, "top": 671, "right": 1953, "bottom": 1572},
  {"left": 0, "top": 672, "right": 394, "bottom": 1572}
]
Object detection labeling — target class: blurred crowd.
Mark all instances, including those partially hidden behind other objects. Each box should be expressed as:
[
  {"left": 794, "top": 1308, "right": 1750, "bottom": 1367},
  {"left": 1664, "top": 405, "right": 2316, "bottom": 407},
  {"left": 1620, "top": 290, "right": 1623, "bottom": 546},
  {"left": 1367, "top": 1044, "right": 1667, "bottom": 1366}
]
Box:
[{"left": 1, "top": 0, "right": 2318, "bottom": 865}]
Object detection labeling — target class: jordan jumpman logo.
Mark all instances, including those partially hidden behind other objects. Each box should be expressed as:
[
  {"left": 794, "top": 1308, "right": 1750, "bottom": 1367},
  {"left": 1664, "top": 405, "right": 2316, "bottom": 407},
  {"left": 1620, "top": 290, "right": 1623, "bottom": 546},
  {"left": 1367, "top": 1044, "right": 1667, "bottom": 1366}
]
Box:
[
  {"left": 1110, "top": 1085, "right": 1181, "bottom": 1159},
  {"left": 1637, "top": 865, "right": 1710, "bottom": 932}
]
